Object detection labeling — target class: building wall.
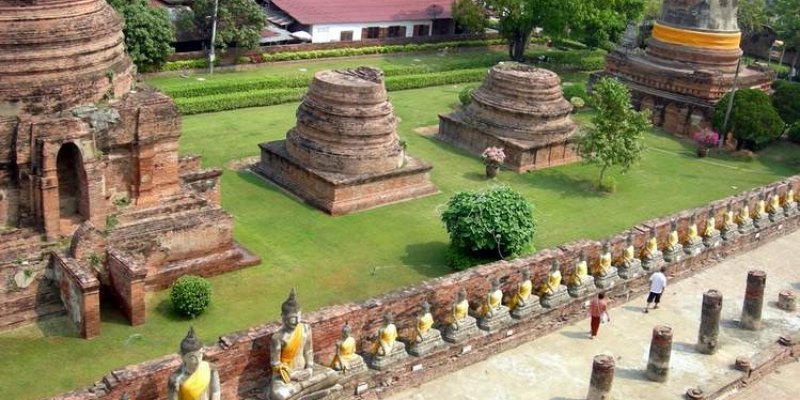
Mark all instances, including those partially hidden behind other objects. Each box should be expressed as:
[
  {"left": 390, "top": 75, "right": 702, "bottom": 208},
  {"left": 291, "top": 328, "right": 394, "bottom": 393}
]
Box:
[{"left": 310, "top": 20, "right": 432, "bottom": 43}]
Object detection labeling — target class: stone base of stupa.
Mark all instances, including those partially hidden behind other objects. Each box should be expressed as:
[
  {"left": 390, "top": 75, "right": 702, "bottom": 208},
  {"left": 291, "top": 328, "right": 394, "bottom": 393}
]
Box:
[
  {"left": 437, "top": 113, "right": 579, "bottom": 172},
  {"left": 256, "top": 141, "right": 438, "bottom": 215}
]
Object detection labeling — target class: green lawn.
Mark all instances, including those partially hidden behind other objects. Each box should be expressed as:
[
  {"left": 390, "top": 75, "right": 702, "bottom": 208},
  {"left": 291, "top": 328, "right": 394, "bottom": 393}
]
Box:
[{"left": 1, "top": 83, "right": 799, "bottom": 400}]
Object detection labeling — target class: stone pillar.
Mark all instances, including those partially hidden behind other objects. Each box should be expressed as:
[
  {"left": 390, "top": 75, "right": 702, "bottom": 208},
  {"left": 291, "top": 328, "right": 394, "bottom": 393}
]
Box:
[
  {"left": 778, "top": 290, "right": 797, "bottom": 311},
  {"left": 696, "top": 289, "right": 723, "bottom": 354},
  {"left": 646, "top": 325, "right": 673, "bottom": 382},
  {"left": 740, "top": 270, "right": 766, "bottom": 330},
  {"left": 587, "top": 354, "right": 615, "bottom": 400}
]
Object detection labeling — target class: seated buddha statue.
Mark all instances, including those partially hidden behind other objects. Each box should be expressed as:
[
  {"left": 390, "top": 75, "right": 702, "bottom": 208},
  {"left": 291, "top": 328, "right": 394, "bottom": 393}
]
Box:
[
  {"left": 617, "top": 233, "right": 642, "bottom": 279},
  {"left": 509, "top": 268, "right": 539, "bottom": 318},
  {"left": 768, "top": 191, "right": 785, "bottom": 222},
  {"left": 736, "top": 199, "right": 755, "bottom": 233},
  {"left": 703, "top": 209, "right": 721, "bottom": 248},
  {"left": 754, "top": 192, "right": 770, "bottom": 228},
  {"left": 684, "top": 214, "right": 704, "bottom": 255},
  {"left": 168, "top": 327, "right": 221, "bottom": 400},
  {"left": 536, "top": 259, "right": 563, "bottom": 297},
  {"left": 566, "top": 251, "right": 594, "bottom": 296},
  {"left": 408, "top": 300, "right": 444, "bottom": 356},
  {"left": 664, "top": 219, "right": 684, "bottom": 262},
  {"left": 593, "top": 242, "right": 619, "bottom": 288},
  {"left": 785, "top": 189, "right": 798, "bottom": 216},
  {"left": 444, "top": 288, "right": 479, "bottom": 343},
  {"left": 330, "top": 324, "right": 365, "bottom": 374},
  {"left": 477, "top": 278, "right": 511, "bottom": 331},
  {"left": 369, "top": 311, "right": 407, "bottom": 369},
  {"left": 267, "top": 289, "right": 340, "bottom": 400},
  {"left": 640, "top": 229, "right": 664, "bottom": 270}
]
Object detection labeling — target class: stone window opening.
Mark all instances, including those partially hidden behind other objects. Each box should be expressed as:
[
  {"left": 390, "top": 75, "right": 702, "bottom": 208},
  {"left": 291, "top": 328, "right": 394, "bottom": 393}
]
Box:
[{"left": 56, "top": 142, "right": 90, "bottom": 230}]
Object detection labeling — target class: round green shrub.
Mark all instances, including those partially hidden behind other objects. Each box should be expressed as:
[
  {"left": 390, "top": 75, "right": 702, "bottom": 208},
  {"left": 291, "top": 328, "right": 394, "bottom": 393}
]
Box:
[
  {"left": 712, "top": 89, "right": 784, "bottom": 150},
  {"left": 562, "top": 83, "right": 589, "bottom": 104},
  {"left": 441, "top": 186, "right": 535, "bottom": 266},
  {"left": 570, "top": 96, "right": 585, "bottom": 110},
  {"left": 772, "top": 80, "right": 800, "bottom": 126},
  {"left": 459, "top": 85, "right": 476, "bottom": 106},
  {"left": 788, "top": 123, "right": 800, "bottom": 144},
  {"left": 170, "top": 275, "right": 212, "bottom": 318}
]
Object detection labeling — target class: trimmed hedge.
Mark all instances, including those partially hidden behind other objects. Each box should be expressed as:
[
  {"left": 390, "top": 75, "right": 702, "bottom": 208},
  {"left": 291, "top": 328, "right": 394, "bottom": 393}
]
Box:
[
  {"left": 176, "top": 68, "right": 489, "bottom": 115},
  {"left": 170, "top": 275, "right": 212, "bottom": 318}
]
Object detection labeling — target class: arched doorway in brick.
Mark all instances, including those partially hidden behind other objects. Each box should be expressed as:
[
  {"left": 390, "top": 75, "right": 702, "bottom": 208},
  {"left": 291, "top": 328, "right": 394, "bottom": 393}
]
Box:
[{"left": 56, "top": 142, "right": 89, "bottom": 234}]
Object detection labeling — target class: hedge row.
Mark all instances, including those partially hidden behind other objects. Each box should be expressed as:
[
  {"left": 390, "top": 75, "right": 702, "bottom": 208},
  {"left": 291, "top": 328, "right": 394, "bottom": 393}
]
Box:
[
  {"left": 526, "top": 49, "right": 607, "bottom": 71},
  {"left": 177, "top": 68, "right": 489, "bottom": 115},
  {"left": 162, "top": 56, "right": 507, "bottom": 99},
  {"left": 162, "top": 39, "right": 506, "bottom": 71}
]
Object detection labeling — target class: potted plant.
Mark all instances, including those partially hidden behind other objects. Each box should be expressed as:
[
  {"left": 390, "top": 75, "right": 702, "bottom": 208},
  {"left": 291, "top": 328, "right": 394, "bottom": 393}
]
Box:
[
  {"left": 693, "top": 128, "right": 720, "bottom": 158},
  {"left": 481, "top": 146, "right": 506, "bottom": 179}
]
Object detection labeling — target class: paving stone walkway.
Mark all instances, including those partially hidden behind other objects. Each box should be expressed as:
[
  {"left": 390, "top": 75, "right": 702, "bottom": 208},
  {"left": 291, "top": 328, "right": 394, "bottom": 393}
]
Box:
[{"left": 388, "top": 230, "right": 800, "bottom": 400}]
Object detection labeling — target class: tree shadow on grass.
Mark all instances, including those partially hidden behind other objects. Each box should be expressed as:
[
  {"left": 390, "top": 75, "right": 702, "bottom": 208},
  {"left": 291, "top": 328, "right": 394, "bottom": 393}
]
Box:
[
  {"left": 524, "top": 169, "right": 605, "bottom": 199},
  {"left": 154, "top": 298, "right": 189, "bottom": 323},
  {"left": 462, "top": 171, "right": 488, "bottom": 182},
  {"left": 401, "top": 241, "right": 450, "bottom": 278}
]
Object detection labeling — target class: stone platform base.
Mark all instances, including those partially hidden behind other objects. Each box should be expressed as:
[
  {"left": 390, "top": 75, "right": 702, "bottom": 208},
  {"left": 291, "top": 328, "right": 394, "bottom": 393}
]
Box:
[
  {"left": 510, "top": 298, "right": 543, "bottom": 319},
  {"left": 664, "top": 246, "right": 684, "bottom": 263},
  {"left": 568, "top": 277, "right": 596, "bottom": 298},
  {"left": 476, "top": 306, "right": 513, "bottom": 332},
  {"left": 594, "top": 270, "right": 619, "bottom": 290},
  {"left": 684, "top": 239, "right": 705, "bottom": 257},
  {"left": 256, "top": 141, "right": 438, "bottom": 215},
  {"left": 369, "top": 343, "right": 408, "bottom": 370},
  {"left": 617, "top": 259, "right": 644, "bottom": 280},
  {"left": 755, "top": 215, "right": 770, "bottom": 230},
  {"left": 642, "top": 253, "right": 664, "bottom": 271},
  {"left": 540, "top": 288, "right": 570, "bottom": 309},
  {"left": 437, "top": 113, "right": 579, "bottom": 172},
  {"left": 444, "top": 315, "right": 481, "bottom": 343},
  {"left": 704, "top": 234, "right": 722, "bottom": 249},
  {"left": 408, "top": 330, "right": 445, "bottom": 357}
]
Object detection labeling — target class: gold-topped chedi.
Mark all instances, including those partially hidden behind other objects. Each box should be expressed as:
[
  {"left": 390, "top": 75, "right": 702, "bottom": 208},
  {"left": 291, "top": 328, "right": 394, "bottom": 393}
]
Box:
[
  {"left": 268, "top": 289, "right": 340, "bottom": 400},
  {"left": 330, "top": 324, "right": 365, "bottom": 374},
  {"left": 257, "top": 67, "right": 436, "bottom": 215},
  {"left": 168, "top": 327, "right": 221, "bottom": 400},
  {"left": 598, "top": 0, "right": 773, "bottom": 135},
  {"left": 438, "top": 62, "right": 579, "bottom": 171}
]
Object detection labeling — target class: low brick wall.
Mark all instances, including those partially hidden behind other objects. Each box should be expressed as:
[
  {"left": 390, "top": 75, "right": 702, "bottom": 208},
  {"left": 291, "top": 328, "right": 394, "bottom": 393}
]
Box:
[
  {"left": 51, "top": 253, "right": 100, "bottom": 339},
  {"left": 107, "top": 251, "right": 146, "bottom": 326},
  {"left": 53, "top": 175, "right": 800, "bottom": 399}
]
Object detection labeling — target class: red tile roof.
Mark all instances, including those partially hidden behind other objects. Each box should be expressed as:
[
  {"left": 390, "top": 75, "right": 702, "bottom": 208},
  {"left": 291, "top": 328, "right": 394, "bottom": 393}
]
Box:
[{"left": 270, "top": 0, "right": 452, "bottom": 25}]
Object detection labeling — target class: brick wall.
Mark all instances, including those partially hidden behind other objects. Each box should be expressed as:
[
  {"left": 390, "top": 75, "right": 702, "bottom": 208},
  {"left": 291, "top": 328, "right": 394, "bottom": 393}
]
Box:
[
  {"left": 53, "top": 175, "right": 800, "bottom": 399},
  {"left": 51, "top": 253, "right": 100, "bottom": 339},
  {"left": 107, "top": 251, "right": 146, "bottom": 326}
]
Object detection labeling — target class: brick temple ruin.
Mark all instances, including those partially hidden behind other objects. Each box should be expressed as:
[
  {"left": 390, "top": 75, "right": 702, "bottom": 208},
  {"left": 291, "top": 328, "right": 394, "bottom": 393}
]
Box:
[
  {"left": 256, "top": 67, "right": 437, "bottom": 215},
  {"left": 0, "top": 0, "right": 258, "bottom": 338},
  {"left": 438, "top": 63, "right": 579, "bottom": 172},
  {"left": 598, "top": 0, "right": 774, "bottom": 135}
]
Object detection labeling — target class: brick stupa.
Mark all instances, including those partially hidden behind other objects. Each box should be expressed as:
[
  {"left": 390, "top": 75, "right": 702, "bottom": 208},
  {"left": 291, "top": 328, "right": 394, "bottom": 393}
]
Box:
[
  {"left": 437, "top": 63, "right": 579, "bottom": 172},
  {"left": 598, "top": 0, "right": 774, "bottom": 135},
  {"left": 256, "top": 67, "right": 437, "bottom": 215},
  {"left": 0, "top": 0, "right": 258, "bottom": 337}
]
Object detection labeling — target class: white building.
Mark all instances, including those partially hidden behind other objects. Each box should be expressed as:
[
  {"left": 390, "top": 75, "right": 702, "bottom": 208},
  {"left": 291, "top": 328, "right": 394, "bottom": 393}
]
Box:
[{"left": 267, "top": 0, "right": 453, "bottom": 44}]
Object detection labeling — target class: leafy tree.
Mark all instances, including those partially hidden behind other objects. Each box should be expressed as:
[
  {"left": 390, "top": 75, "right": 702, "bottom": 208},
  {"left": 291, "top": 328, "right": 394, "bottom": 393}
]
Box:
[
  {"left": 441, "top": 186, "right": 535, "bottom": 266},
  {"left": 109, "top": 0, "right": 174, "bottom": 71},
  {"left": 452, "top": 0, "right": 489, "bottom": 34},
  {"left": 578, "top": 77, "right": 650, "bottom": 190},
  {"left": 738, "top": 0, "right": 769, "bottom": 36},
  {"left": 177, "top": 0, "right": 265, "bottom": 51},
  {"left": 571, "top": 0, "right": 646, "bottom": 49},
  {"left": 712, "top": 89, "right": 785, "bottom": 150},
  {"left": 773, "top": 0, "right": 800, "bottom": 70},
  {"left": 772, "top": 80, "right": 800, "bottom": 126},
  {"left": 492, "top": 0, "right": 578, "bottom": 61},
  {"left": 642, "top": 0, "right": 662, "bottom": 21}
]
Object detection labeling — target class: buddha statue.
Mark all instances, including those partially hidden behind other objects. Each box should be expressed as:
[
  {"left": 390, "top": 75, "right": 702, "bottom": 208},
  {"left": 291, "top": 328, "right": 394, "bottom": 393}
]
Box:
[
  {"left": 567, "top": 250, "right": 595, "bottom": 297},
  {"left": 477, "top": 278, "right": 512, "bottom": 332},
  {"left": 767, "top": 191, "right": 785, "bottom": 222},
  {"left": 702, "top": 208, "right": 722, "bottom": 248},
  {"left": 664, "top": 219, "right": 684, "bottom": 263},
  {"left": 369, "top": 311, "right": 407, "bottom": 369},
  {"left": 722, "top": 202, "right": 739, "bottom": 241},
  {"left": 408, "top": 300, "right": 444, "bottom": 356},
  {"left": 536, "top": 259, "right": 569, "bottom": 308},
  {"left": 509, "top": 268, "right": 541, "bottom": 318},
  {"left": 737, "top": 198, "right": 755, "bottom": 234},
  {"left": 616, "top": 233, "right": 643, "bottom": 279},
  {"left": 444, "top": 288, "right": 480, "bottom": 343},
  {"left": 785, "top": 189, "right": 798, "bottom": 217},
  {"left": 267, "top": 289, "right": 341, "bottom": 400},
  {"left": 593, "top": 242, "right": 619, "bottom": 289},
  {"left": 753, "top": 192, "right": 770, "bottom": 229},
  {"left": 330, "top": 324, "right": 365, "bottom": 374},
  {"left": 684, "top": 213, "right": 704, "bottom": 256},
  {"left": 168, "top": 327, "right": 221, "bottom": 400},
  {"left": 641, "top": 228, "right": 664, "bottom": 270}
]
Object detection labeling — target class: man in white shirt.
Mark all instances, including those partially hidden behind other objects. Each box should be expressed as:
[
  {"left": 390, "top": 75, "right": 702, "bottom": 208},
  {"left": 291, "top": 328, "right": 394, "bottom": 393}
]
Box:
[{"left": 645, "top": 266, "right": 668, "bottom": 313}]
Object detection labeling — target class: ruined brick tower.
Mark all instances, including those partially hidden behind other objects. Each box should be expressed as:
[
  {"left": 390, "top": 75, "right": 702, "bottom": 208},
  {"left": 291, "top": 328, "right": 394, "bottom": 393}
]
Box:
[
  {"left": 0, "top": 0, "right": 258, "bottom": 337},
  {"left": 599, "top": 0, "right": 774, "bottom": 135}
]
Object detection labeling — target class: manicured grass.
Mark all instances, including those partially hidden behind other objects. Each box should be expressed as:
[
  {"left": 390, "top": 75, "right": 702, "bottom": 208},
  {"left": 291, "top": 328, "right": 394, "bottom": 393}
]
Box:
[{"left": 2, "top": 82, "right": 799, "bottom": 400}]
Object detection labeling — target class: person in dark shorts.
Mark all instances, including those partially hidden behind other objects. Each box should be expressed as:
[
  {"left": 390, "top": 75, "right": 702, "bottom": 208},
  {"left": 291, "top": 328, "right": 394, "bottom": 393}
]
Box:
[{"left": 645, "top": 266, "right": 667, "bottom": 313}]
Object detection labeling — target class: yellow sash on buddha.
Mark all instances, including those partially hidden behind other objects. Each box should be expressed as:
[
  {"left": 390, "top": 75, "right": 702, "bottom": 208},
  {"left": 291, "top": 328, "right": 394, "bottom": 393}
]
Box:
[
  {"left": 274, "top": 324, "right": 303, "bottom": 383},
  {"left": 509, "top": 281, "right": 532, "bottom": 310},
  {"left": 652, "top": 22, "right": 741, "bottom": 50},
  {"left": 452, "top": 300, "right": 468, "bottom": 323},
  {"left": 180, "top": 361, "right": 210, "bottom": 400},
  {"left": 331, "top": 337, "right": 356, "bottom": 370},
  {"left": 418, "top": 313, "right": 433, "bottom": 334},
  {"left": 373, "top": 324, "right": 397, "bottom": 355}
]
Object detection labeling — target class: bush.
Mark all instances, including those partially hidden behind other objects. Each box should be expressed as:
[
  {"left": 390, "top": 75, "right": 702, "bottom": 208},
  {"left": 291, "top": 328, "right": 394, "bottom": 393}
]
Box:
[
  {"left": 712, "top": 89, "right": 784, "bottom": 150},
  {"left": 526, "top": 49, "right": 607, "bottom": 71},
  {"left": 170, "top": 275, "right": 212, "bottom": 318},
  {"left": 446, "top": 247, "right": 493, "bottom": 271},
  {"left": 570, "top": 96, "right": 585, "bottom": 110},
  {"left": 772, "top": 80, "right": 800, "bottom": 126},
  {"left": 459, "top": 85, "right": 476, "bottom": 106},
  {"left": 788, "top": 123, "right": 800, "bottom": 144},
  {"left": 441, "top": 186, "right": 535, "bottom": 265},
  {"left": 563, "top": 82, "right": 589, "bottom": 103}
]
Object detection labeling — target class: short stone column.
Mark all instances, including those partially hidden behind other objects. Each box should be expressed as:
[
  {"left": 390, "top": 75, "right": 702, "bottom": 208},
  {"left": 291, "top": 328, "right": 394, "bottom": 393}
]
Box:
[
  {"left": 646, "top": 325, "right": 673, "bottom": 382},
  {"left": 587, "top": 354, "right": 615, "bottom": 400},
  {"left": 696, "top": 290, "right": 723, "bottom": 354},
  {"left": 740, "top": 270, "right": 767, "bottom": 330},
  {"left": 778, "top": 290, "right": 797, "bottom": 311}
]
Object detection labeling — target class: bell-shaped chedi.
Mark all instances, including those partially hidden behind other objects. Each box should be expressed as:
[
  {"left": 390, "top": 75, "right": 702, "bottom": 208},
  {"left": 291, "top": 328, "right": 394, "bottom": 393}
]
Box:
[
  {"left": 598, "top": 0, "right": 774, "bottom": 135},
  {"left": 257, "top": 67, "right": 437, "bottom": 215},
  {"left": 0, "top": 0, "right": 258, "bottom": 338},
  {"left": 438, "top": 62, "right": 579, "bottom": 171}
]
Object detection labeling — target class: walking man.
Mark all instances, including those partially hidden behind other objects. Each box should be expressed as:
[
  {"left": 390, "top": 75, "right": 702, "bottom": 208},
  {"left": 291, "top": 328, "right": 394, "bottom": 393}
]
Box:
[
  {"left": 589, "top": 292, "right": 609, "bottom": 339},
  {"left": 645, "top": 266, "right": 668, "bottom": 313}
]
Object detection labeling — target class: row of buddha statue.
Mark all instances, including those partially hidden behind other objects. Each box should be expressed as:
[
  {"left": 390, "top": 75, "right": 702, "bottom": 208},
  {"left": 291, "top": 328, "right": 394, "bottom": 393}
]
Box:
[{"left": 164, "top": 188, "right": 797, "bottom": 400}]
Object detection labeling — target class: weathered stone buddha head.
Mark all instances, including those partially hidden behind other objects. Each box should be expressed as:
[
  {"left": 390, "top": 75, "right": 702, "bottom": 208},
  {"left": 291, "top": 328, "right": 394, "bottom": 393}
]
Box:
[
  {"left": 670, "top": 218, "right": 678, "bottom": 231},
  {"left": 579, "top": 250, "right": 587, "bottom": 262},
  {"left": 281, "top": 288, "right": 301, "bottom": 330},
  {"left": 420, "top": 300, "right": 431, "bottom": 314},
  {"left": 490, "top": 278, "right": 500, "bottom": 291},
  {"left": 180, "top": 326, "right": 204, "bottom": 374},
  {"left": 457, "top": 288, "right": 467, "bottom": 302},
  {"left": 341, "top": 323, "right": 352, "bottom": 339},
  {"left": 520, "top": 268, "right": 530, "bottom": 281},
  {"left": 382, "top": 311, "right": 394, "bottom": 325},
  {"left": 690, "top": 213, "right": 697, "bottom": 226},
  {"left": 602, "top": 241, "right": 610, "bottom": 255},
  {"left": 551, "top": 258, "right": 560, "bottom": 272},
  {"left": 626, "top": 232, "right": 634, "bottom": 246}
]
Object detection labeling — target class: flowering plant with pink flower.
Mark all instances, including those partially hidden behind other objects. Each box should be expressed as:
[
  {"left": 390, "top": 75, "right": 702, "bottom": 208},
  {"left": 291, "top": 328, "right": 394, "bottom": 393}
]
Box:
[
  {"left": 693, "top": 128, "right": 720, "bottom": 149},
  {"left": 481, "top": 146, "right": 506, "bottom": 166}
]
